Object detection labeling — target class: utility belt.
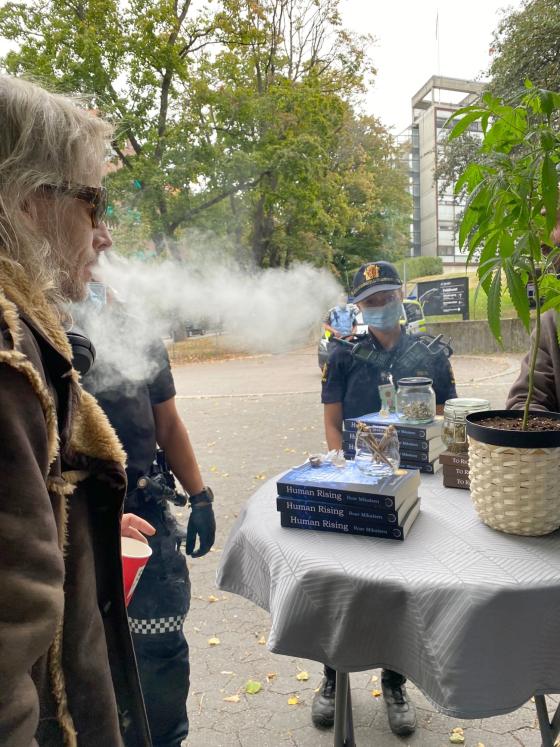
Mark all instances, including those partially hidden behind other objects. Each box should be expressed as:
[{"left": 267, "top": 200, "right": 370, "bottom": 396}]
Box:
[{"left": 127, "top": 448, "right": 187, "bottom": 511}]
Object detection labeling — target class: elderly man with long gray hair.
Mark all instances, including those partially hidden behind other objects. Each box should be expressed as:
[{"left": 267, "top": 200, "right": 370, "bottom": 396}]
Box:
[{"left": 0, "top": 76, "right": 152, "bottom": 746}]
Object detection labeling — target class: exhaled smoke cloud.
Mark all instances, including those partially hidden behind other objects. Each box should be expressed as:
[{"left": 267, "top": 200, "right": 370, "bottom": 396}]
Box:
[
  {"left": 76, "top": 248, "right": 341, "bottom": 391},
  {"left": 98, "top": 250, "right": 341, "bottom": 351}
]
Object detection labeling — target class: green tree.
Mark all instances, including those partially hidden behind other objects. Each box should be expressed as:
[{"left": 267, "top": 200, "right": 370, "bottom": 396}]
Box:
[
  {"left": 431, "top": 0, "right": 560, "bottom": 243},
  {"left": 200, "top": 0, "right": 377, "bottom": 268},
  {"left": 0, "top": 0, "right": 410, "bottom": 269},
  {"left": 488, "top": 0, "right": 560, "bottom": 98},
  {"left": 0, "top": 0, "right": 262, "bottom": 256},
  {"left": 330, "top": 115, "right": 411, "bottom": 268},
  {"left": 433, "top": 130, "right": 481, "bottom": 200}
]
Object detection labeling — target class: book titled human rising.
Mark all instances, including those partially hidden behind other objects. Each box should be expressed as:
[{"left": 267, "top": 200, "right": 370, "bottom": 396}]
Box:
[{"left": 277, "top": 461, "right": 420, "bottom": 510}]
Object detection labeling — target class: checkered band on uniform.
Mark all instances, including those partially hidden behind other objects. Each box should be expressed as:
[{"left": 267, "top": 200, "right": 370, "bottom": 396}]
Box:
[{"left": 129, "top": 615, "right": 186, "bottom": 635}]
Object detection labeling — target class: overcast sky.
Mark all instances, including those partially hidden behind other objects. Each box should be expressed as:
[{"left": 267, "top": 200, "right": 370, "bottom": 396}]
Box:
[{"left": 340, "top": 0, "right": 523, "bottom": 134}]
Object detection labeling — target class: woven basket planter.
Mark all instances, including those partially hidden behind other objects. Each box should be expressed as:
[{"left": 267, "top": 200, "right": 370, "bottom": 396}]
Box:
[{"left": 466, "top": 410, "right": 560, "bottom": 537}]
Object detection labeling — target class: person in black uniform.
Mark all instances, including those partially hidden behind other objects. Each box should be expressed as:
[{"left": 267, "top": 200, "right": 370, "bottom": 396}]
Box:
[
  {"left": 315, "top": 260, "right": 457, "bottom": 736},
  {"left": 77, "top": 225, "right": 215, "bottom": 747}
]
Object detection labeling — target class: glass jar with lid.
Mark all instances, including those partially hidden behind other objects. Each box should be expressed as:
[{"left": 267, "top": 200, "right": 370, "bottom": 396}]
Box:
[
  {"left": 355, "top": 425, "right": 400, "bottom": 476},
  {"left": 442, "top": 398, "right": 490, "bottom": 453},
  {"left": 396, "top": 377, "right": 436, "bottom": 424}
]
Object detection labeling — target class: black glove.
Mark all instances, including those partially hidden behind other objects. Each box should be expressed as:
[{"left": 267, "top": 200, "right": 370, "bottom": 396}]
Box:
[{"left": 185, "top": 504, "right": 216, "bottom": 558}]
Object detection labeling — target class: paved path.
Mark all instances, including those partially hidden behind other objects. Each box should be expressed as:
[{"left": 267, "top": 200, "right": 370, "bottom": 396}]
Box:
[{"left": 169, "top": 347, "right": 553, "bottom": 747}]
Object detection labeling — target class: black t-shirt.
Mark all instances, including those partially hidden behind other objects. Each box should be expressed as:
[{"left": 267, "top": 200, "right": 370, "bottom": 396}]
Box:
[
  {"left": 80, "top": 310, "right": 176, "bottom": 487},
  {"left": 321, "top": 331, "right": 457, "bottom": 420}
]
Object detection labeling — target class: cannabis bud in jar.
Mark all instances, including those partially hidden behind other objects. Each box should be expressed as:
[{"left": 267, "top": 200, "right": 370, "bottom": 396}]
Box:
[
  {"left": 442, "top": 398, "right": 490, "bottom": 453},
  {"left": 396, "top": 377, "right": 436, "bottom": 424}
]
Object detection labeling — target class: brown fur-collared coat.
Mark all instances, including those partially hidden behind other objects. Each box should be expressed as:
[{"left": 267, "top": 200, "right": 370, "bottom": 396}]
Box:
[{"left": 0, "top": 261, "right": 151, "bottom": 747}]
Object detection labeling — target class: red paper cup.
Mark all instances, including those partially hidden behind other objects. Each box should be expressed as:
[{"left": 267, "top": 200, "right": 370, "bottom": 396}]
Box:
[{"left": 122, "top": 537, "right": 152, "bottom": 607}]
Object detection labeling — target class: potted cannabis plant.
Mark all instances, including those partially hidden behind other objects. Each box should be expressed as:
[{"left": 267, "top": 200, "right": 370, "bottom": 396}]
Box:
[{"left": 448, "top": 84, "right": 560, "bottom": 535}]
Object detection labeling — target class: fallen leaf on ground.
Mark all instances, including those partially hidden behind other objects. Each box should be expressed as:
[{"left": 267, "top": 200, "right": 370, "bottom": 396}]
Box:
[
  {"left": 371, "top": 689, "right": 382, "bottom": 698},
  {"left": 210, "top": 466, "right": 218, "bottom": 472},
  {"left": 296, "top": 671, "right": 309, "bottom": 681},
  {"left": 220, "top": 671, "right": 234, "bottom": 675},
  {"left": 245, "top": 680, "right": 262, "bottom": 695},
  {"left": 254, "top": 474, "right": 267, "bottom": 480},
  {"left": 266, "top": 672, "right": 277, "bottom": 682},
  {"left": 449, "top": 734, "right": 465, "bottom": 744},
  {"left": 287, "top": 695, "right": 299, "bottom": 705},
  {"left": 452, "top": 728, "right": 464, "bottom": 735},
  {"left": 208, "top": 595, "right": 219, "bottom": 603},
  {"left": 223, "top": 694, "right": 240, "bottom": 703},
  {"left": 207, "top": 637, "right": 220, "bottom": 646},
  {"left": 475, "top": 743, "right": 485, "bottom": 747},
  {"left": 257, "top": 636, "right": 266, "bottom": 645},
  {"left": 370, "top": 675, "right": 378, "bottom": 684}
]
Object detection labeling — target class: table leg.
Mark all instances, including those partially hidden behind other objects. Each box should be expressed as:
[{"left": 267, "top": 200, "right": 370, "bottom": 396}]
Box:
[
  {"left": 534, "top": 694, "right": 560, "bottom": 747},
  {"left": 333, "top": 672, "right": 356, "bottom": 747}
]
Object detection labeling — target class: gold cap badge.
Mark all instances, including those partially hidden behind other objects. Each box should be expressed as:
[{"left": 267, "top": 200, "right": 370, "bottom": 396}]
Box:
[{"left": 364, "top": 264, "right": 380, "bottom": 281}]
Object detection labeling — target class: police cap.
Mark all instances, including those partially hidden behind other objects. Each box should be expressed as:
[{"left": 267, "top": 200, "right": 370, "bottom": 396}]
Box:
[{"left": 351, "top": 261, "right": 402, "bottom": 303}]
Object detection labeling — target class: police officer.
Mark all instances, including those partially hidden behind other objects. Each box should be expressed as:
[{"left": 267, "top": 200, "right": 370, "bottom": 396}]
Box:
[
  {"left": 323, "top": 294, "right": 359, "bottom": 339},
  {"left": 315, "top": 260, "right": 457, "bottom": 736},
  {"left": 77, "top": 226, "right": 215, "bottom": 747}
]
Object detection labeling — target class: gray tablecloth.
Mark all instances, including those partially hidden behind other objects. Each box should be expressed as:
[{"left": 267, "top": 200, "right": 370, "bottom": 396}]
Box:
[{"left": 217, "top": 473, "right": 560, "bottom": 718}]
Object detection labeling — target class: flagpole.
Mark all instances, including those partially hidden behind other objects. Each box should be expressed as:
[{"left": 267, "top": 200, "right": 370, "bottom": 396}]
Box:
[{"left": 436, "top": 8, "right": 441, "bottom": 101}]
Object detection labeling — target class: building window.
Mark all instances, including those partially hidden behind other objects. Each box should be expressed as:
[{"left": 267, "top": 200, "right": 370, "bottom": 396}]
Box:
[{"left": 438, "top": 220, "right": 454, "bottom": 231}]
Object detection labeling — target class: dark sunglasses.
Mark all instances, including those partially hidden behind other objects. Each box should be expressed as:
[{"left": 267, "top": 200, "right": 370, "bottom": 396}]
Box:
[{"left": 40, "top": 182, "right": 108, "bottom": 228}]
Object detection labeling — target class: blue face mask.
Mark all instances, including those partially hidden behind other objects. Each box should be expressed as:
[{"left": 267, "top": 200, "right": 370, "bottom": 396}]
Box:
[
  {"left": 361, "top": 299, "right": 402, "bottom": 330},
  {"left": 86, "top": 282, "right": 107, "bottom": 312}
]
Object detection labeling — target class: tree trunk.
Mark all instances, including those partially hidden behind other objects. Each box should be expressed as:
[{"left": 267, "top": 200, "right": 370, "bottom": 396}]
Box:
[
  {"left": 251, "top": 195, "right": 276, "bottom": 267},
  {"left": 151, "top": 230, "right": 183, "bottom": 261},
  {"left": 152, "top": 231, "right": 168, "bottom": 256}
]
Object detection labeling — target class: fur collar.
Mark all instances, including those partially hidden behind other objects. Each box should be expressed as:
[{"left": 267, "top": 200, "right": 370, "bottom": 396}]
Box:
[
  {"left": 0, "top": 258, "right": 73, "bottom": 358},
  {"left": 0, "top": 258, "right": 126, "bottom": 467}
]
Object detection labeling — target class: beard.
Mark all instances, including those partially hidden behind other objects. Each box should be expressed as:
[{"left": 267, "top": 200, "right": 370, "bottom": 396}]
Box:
[
  {"left": 60, "top": 273, "right": 89, "bottom": 302},
  {"left": 48, "top": 244, "right": 91, "bottom": 303}
]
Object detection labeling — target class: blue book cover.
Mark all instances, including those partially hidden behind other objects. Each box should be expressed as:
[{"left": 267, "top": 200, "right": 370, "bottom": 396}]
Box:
[
  {"left": 276, "top": 462, "right": 420, "bottom": 510},
  {"left": 401, "top": 460, "right": 442, "bottom": 475},
  {"left": 342, "top": 454, "right": 441, "bottom": 474},
  {"left": 343, "top": 432, "right": 443, "bottom": 457},
  {"left": 400, "top": 442, "right": 445, "bottom": 463},
  {"left": 279, "top": 498, "right": 421, "bottom": 541},
  {"left": 276, "top": 491, "right": 418, "bottom": 525},
  {"left": 343, "top": 412, "right": 443, "bottom": 440}
]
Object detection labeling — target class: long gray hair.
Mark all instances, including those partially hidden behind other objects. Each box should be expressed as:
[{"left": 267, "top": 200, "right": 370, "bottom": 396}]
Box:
[{"left": 0, "top": 75, "right": 113, "bottom": 298}]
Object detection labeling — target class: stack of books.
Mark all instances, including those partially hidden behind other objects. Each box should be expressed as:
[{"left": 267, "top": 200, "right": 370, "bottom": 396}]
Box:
[
  {"left": 276, "top": 461, "right": 421, "bottom": 541},
  {"left": 439, "top": 450, "right": 470, "bottom": 489},
  {"left": 342, "top": 412, "right": 444, "bottom": 474}
]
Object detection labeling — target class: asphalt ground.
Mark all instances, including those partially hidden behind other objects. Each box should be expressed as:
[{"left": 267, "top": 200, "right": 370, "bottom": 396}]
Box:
[{"left": 167, "top": 346, "right": 555, "bottom": 747}]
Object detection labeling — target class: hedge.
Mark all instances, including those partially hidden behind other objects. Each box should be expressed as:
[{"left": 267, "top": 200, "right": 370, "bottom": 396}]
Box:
[{"left": 395, "top": 256, "right": 443, "bottom": 281}]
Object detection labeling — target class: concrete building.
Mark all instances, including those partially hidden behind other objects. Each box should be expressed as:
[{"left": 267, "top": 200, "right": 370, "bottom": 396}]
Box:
[{"left": 402, "top": 76, "right": 485, "bottom": 265}]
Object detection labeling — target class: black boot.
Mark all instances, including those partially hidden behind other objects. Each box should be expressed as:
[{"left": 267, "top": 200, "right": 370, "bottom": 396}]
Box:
[
  {"left": 311, "top": 666, "right": 336, "bottom": 728},
  {"left": 381, "top": 671, "right": 416, "bottom": 737}
]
